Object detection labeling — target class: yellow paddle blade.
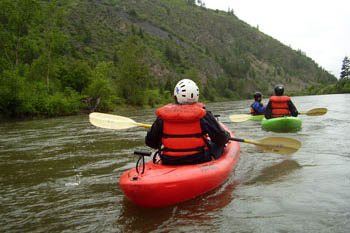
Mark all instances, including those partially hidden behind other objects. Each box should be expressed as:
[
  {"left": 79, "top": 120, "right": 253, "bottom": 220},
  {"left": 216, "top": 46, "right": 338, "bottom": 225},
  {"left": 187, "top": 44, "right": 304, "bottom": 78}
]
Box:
[
  {"left": 245, "top": 136, "right": 301, "bottom": 155},
  {"left": 89, "top": 112, "right": 151, "bottom": 130},
  {"left": 300, "top": 108, "right": 328, "bottom": 116},
  {"left": 229, "top": 114, "right": 252, "bottom": 122}
]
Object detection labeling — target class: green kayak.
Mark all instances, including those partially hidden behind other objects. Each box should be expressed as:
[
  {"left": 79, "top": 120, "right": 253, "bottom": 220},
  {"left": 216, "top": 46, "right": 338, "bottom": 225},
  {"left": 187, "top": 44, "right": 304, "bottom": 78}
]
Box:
[
  {"left": 261, "top": 117, "right": 302, "bottom": 132},
  {"left": 249, "top": 115, "right": 264, "bottom": 121}
]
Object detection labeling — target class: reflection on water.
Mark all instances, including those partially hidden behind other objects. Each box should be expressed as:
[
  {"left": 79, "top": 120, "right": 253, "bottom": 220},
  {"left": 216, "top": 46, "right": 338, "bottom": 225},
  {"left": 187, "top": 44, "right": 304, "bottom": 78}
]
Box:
[
  {"left": 1, "top": 94, "right": 350, "bottom": 232},
  {"left": 116, "top": 199, "right": 174, "bottom": 232},
  {"left": 116, "top": 178, "right": 240, "bottom": 233},
  {"left": 245, "top": 160, "right": 302, "bottom": 185}
]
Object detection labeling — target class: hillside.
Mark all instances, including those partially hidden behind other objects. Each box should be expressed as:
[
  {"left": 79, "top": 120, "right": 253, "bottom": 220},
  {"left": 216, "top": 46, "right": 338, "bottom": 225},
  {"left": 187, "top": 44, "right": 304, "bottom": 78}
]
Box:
[
  {"left": 0, "top": 0, "right": 337, "bottom": 118},
  {"left": 69, "top": 0, "right": 336, "bottom": 91}
]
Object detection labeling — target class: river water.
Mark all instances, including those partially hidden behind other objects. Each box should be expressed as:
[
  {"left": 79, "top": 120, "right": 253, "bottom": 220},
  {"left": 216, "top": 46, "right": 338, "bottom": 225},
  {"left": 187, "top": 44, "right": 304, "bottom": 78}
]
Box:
[{"left": 1, "top": 94, "right": 350, "bottom": 233}]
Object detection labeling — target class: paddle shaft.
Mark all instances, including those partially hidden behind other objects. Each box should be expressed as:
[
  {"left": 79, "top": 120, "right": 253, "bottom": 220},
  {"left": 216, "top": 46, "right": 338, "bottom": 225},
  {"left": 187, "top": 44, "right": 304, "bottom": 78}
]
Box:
[
  {"left": 229, "top": 137, "right": 255, "bottom": 144},
  {"left": 230, "top": 137, "right": 245, "bottom": 143},
  {"left": 138, "top": 123, "right": 152, "bottom": 128}
]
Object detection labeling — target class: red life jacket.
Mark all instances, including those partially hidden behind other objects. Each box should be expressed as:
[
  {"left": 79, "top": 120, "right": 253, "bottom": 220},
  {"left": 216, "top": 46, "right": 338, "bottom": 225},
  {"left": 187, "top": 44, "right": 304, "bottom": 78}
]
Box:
[
  {"left": 156, "top": 103, "right": 207, "bottom": 157},
  {"left": 270, "top": 96, "right": 291, "bottom": 118}
]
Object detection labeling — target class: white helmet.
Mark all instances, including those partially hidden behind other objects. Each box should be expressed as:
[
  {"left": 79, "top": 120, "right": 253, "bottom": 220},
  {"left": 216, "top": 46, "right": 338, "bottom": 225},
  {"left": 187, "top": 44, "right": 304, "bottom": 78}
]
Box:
[{"left": 174, "top": 79, "right": 199, "bottom": 104}]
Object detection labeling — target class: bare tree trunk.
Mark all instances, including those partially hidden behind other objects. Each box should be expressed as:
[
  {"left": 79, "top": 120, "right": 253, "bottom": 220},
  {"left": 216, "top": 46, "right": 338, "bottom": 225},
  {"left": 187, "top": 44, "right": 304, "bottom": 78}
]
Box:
[
  {"left": 15, "top": 42, "right": 19, "bottom": 66},
  {"left": 92, "top": 98, "right": 101, "bottom": 112},
  {"left": 46, "top": 47, "right": 51, "bottom": 93}
]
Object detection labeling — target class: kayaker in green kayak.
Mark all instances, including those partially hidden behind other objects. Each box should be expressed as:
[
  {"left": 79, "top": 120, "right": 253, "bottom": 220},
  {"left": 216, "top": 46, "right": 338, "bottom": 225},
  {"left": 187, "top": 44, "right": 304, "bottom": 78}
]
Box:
[
  {"left": 145, "top": 79, "right": 230, "bottom": 165},
  {"left": 265, "top": 84, "right": 299, "bottom": 119},
  {"left": 250, "top": 91, "right": 266, "bottom": 115}
]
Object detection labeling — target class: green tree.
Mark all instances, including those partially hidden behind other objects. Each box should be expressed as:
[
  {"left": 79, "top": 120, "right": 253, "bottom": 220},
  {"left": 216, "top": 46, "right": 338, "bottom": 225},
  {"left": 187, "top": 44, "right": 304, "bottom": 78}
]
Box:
[
  {"left": 165, "top": 45, "right": 181, "bottom": 63},
  {"left": 0, "top": 0, "right": 40, "bottom": 68},
  {"left": 202, "top": 82, "right": 216, "bottom": 102},
  {"left": 84, "top": 62, "right": 116, "bottom": 111},
  {"left": 187, "top": 0, "right": 196, "bottom": 6},
  {"left": 37, "top": 0, "right": 68, "bottom": 92},
  {"left": 340, "top": 56, "right": 350, "bottom": 80},
  {"left": 117, "top": 36, "right": 152, "bottom": 106},
  {"left": 0, "top": 69, "right": 33, "bottom": 117},
  {"left": 183, "top": 68, "right": 202, "bottom": 93},
  {"left": 56, "top": 59, "right": 91, "bottom": 94}
]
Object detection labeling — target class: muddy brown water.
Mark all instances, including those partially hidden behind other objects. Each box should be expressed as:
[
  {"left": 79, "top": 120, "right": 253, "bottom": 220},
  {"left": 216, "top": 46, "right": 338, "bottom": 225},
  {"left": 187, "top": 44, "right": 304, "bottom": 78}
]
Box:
[{"left": 1, "top": 94, "right": 350, "bottom": 233}]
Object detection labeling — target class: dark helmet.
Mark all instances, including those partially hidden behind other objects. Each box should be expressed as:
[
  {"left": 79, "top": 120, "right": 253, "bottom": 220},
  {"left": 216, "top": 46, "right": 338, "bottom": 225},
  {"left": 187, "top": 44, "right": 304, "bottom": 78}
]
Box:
[
  {"left": 274, "top": 84, "right": 284, "bottom": 96},
  {"left": 254, "top": 91, "right": 262, "bottom": 100}
]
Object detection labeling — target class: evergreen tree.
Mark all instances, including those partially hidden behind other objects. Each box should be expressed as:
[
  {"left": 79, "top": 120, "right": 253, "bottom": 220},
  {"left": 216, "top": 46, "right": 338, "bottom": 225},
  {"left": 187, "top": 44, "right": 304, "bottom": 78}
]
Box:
[
  {"left": 340, "top": 56, "right": 350, "bottom": 79},
  {"left": 187, "top": 0, "right": 196, "bottom": 6}
]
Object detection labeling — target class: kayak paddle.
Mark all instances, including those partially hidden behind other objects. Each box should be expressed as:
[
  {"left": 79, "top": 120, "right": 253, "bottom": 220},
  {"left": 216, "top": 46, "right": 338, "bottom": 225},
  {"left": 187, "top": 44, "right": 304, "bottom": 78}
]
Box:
[
  {"left": 89, "top": 112, "right": 151, "bottom": 130},
  {"left": 299, "top": 108, "right": 327, "bottom": 116},
  {"left": 230, "top": 136, "right": 301, "bottom": 155},
  {"left": 229, "top": 114, "right": 263, "bottom": 123}
]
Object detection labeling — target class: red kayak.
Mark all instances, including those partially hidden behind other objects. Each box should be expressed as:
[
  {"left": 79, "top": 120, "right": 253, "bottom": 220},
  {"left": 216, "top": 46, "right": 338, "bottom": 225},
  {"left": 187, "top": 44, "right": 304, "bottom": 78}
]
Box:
[{"left": 119, "top": 123, "right": 240, "bottom": 208}]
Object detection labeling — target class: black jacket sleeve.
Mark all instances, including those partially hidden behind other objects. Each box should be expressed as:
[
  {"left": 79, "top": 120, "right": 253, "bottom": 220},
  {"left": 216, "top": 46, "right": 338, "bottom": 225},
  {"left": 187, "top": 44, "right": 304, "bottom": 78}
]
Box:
[
  {"left": 145, "top": 117, "right": 163, "bottom": 149},
  {"left": 288, "top": 100, "right": 299, "bottom": 117},
  {"left": 200, "top": 111, "right": 230, "bottom": 146},
  {"left": 264, "top": 101, "right": 272, "bottom": 119}
]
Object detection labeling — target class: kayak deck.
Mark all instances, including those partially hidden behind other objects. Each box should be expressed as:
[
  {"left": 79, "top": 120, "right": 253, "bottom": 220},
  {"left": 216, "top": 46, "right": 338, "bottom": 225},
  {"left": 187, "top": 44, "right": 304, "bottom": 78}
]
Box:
[{"left": 261, "top": 116, "right": 302, "bottom": 132}]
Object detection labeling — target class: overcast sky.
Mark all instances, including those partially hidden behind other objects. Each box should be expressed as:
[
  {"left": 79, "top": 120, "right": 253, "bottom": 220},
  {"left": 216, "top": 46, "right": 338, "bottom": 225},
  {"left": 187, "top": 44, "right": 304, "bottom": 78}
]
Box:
[{"left": 203, "top": 0, "right": 350, "bottom": 79}]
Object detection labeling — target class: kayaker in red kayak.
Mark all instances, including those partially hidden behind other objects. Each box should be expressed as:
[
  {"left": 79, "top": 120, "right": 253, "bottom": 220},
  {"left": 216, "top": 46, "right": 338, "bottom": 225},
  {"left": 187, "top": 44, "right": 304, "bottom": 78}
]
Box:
[
  {"left": 250, "top": 91, "right": 266, "bottom": 115},
  {"left": 145, "top": 79, "right": 230, "bottom": 165},
  {"left": 264, "top": 84, "right": 299, "bottom": 119}
]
